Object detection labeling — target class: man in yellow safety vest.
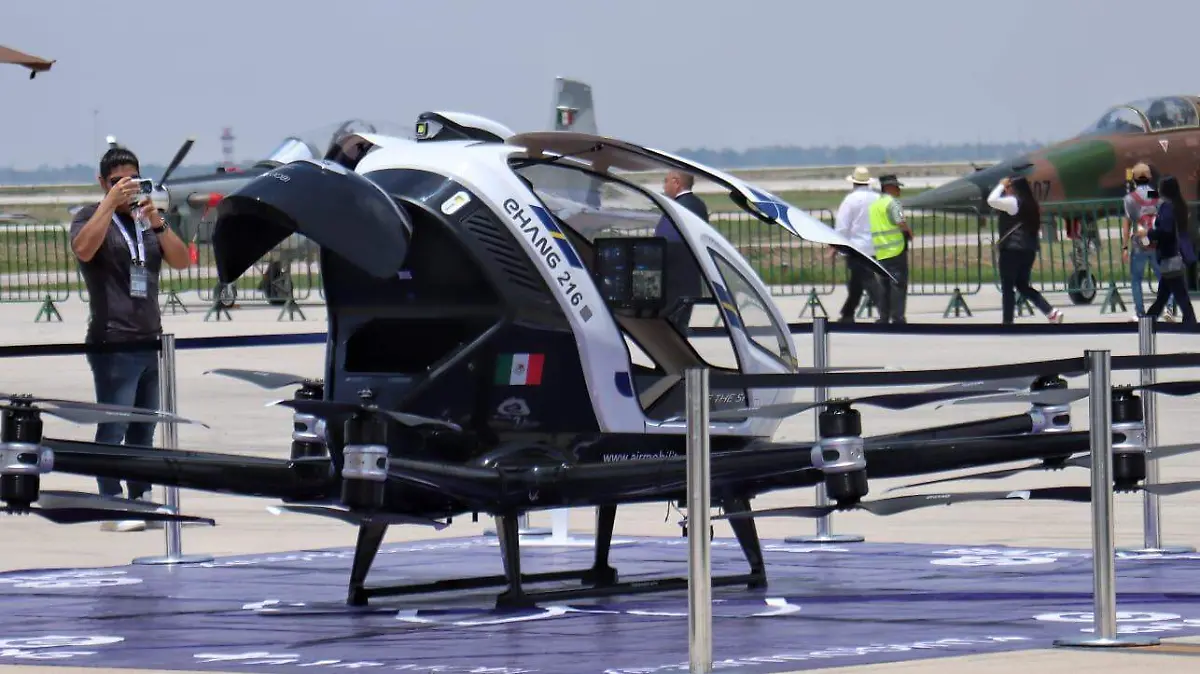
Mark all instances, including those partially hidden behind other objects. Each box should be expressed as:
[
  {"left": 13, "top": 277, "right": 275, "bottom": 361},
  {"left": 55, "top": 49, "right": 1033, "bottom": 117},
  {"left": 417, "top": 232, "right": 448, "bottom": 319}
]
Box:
[{"left": 868, "top": 174, "right": 913, "bottom": 323}]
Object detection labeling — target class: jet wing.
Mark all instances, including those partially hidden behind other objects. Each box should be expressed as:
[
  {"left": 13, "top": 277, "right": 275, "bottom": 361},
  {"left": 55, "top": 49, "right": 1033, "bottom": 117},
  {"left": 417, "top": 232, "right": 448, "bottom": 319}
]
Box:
[
  {"left": 0, "top": 45, "right": 54, "bottom": 78},
  {"left": 508, "top": 131, "right": 895, "bottom": 281}
]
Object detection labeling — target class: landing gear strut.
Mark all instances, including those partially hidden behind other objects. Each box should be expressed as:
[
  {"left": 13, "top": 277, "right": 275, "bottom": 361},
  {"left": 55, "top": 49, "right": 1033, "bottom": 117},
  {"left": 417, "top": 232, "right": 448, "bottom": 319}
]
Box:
[{"left": 345, "top": 500, "right": 767, "bottom": 608}]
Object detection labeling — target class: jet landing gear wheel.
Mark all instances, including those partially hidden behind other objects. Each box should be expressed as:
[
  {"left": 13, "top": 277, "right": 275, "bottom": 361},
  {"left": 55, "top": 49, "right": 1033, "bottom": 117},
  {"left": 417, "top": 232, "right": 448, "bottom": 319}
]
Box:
[
  {"left": 259, "top": 261, "right": 293, "bottom": 306},
  {"left": 1067, "top": 268, "right": 1097, "bottom": 305},
  {"left": 213, "top": 283, "right": 237, "bottom": 308}
]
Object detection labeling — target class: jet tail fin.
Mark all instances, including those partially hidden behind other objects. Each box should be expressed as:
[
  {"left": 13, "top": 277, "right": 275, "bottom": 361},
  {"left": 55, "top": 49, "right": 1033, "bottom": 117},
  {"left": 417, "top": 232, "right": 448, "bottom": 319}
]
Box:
[
  {"left": 547, "top": 77, "right": 601, "bottom": 207},
  {"left": 552, "top": 77, "right": 597, "bottom": 135}
]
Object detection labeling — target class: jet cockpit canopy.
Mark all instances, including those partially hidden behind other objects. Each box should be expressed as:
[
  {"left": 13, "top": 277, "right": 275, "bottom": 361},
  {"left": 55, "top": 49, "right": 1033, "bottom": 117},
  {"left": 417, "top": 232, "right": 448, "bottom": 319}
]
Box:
[
  {"left": 1081, "top": 96, "right": 1200, "bottom": 135},
  {"left": 261, "top": 119, "right": 411, "bottom": 167}
]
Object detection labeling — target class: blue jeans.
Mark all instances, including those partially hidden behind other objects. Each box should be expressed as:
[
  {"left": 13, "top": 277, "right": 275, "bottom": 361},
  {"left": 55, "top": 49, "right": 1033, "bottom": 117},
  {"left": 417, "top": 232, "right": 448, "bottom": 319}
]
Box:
[
  {"left": 1130, "top": 248, "right": 1175, "bottom": 315},
  {"left": 85, "top": 349, "right": 160, "bottom": 499}
]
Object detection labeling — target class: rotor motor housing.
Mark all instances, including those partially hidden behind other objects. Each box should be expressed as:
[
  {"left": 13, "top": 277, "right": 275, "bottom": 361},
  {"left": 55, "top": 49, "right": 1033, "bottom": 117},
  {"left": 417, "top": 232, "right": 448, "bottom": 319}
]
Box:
[
  {"left": 340, "top": 417, "right": 389, "bottom": 510},
  {"left": 1110, "top": 388, "right": 1146, "bottom": 490},
  {"left": 1028, "top": 374, "right": 1072, "bottom": 433},
  {"left": 289, "top": 383, "right": 332, "bottom": 481},
  {"left": 0, "top": 407, "right": 52, "bottom": 509},
  {"left": 811, "top": 404, "right": 868, "bottom": 505}
]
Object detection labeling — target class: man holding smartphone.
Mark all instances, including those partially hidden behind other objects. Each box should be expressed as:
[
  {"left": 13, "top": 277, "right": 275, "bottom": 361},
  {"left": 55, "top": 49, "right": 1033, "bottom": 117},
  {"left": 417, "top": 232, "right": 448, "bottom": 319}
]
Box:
[{"left": 70, "top": 146, "right": 191, "bottom": 532}]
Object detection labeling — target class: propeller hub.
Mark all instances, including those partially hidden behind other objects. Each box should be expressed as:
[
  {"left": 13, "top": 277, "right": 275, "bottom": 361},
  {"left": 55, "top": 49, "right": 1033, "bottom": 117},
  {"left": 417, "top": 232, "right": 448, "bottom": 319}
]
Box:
[{"left": 1029, "top": 404, "right": 1072, "bottom": 433}]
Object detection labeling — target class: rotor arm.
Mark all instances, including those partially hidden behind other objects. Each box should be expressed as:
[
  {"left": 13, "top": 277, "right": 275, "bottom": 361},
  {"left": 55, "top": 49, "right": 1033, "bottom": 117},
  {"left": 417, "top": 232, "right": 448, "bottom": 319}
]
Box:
[
  {"left": 861, "top": 430, "right": 1092, "bottom": 479},
  {"left": 41, "top": 438, "right": 337, "bottom": 501}
]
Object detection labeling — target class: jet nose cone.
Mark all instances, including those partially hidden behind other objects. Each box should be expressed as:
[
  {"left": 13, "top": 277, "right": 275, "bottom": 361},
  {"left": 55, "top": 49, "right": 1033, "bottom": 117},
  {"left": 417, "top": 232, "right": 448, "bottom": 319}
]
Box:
[{"left": 905, "top": 176, "right": 987, "bottom": 211}]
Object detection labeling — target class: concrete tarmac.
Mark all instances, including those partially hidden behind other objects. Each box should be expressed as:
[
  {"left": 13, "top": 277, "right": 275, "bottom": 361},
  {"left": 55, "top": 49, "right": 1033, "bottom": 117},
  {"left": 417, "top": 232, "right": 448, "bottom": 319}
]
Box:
[{"left": 1, "top": 288, "right": 1199, "bottom": 673}]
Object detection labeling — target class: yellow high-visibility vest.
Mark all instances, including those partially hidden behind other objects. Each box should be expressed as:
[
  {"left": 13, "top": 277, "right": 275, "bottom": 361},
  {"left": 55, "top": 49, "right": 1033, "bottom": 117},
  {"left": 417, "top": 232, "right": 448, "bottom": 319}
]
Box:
[{"left": 869, "top": 195, "right": 905, "bottom": 260}]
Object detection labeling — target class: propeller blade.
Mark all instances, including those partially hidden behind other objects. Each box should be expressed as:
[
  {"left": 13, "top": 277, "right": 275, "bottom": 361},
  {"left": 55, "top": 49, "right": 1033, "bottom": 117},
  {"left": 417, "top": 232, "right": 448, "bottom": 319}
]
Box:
[
  {"left": 1132, "top": 380, "right": 1200, "bottom": 397},
  {"left": 710, "top": 388, "right": 1017, "bottom": 421},
  {"left": 862, "top": 486, "right": 1092, "bottom": 515},
  {"left": 1141, "top": 480, "right": 1200, "bottom": 496},
  {"left": 0, "top": 395, "right": 205, "bottom": 427},
  {"left": 207, "top": 368, "right": 320, "bottom": 389},
  {"left": 378, "top": 410, "right": 462, "bottom": 432},
  {"left": 705, "top": 486, "right": 1092, "bottom": 523},
  {"left": 940, "top": 388, "right": 1089, "bottom": 408},
  {"left": 713, "top": 504, "right": 834, "bottom": 520},
  {"left": 1148, "top": 442, "right": 1200, "bottom": 460},
  {"left": 159, "top": 138, "right": 195, "bottom": 185},
  {"left": 272, "top": 399, "right": 461, "bottom": 432},
  {"left": 268, "top": 503, "right": 450, "bottom": 529},
  {"left": 19, "top": 491, "right": 215, "bottom": 526}
]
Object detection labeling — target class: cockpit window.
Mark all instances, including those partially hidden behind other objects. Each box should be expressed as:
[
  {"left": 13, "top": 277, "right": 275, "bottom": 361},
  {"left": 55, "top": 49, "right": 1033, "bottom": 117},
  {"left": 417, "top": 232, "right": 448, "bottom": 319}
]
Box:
[
  {"left": 510, "top": 160, "right": 684, "bottom": 242},
  {"left": 709, "top": 250, "right": 793, "bottom": 368},
  {"left": 1082, "top": 97, "right": 1199, "bottom": 135},
  {"left": 1082, "top": 106, "right": 1147, "bottom": 135}
]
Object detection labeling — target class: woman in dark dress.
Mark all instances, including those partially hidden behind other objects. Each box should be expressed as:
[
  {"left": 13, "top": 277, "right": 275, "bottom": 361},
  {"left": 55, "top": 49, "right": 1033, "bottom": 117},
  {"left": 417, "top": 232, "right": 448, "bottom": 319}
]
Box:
[{"left": 1141, "top": 175, "right": 1197, "bottom": 324}]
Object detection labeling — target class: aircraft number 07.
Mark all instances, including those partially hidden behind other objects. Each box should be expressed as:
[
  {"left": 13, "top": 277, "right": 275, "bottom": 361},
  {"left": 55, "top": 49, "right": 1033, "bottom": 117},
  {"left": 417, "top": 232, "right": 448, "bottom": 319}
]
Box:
[
  {"left": 1031, "top": 180, "right": 1052, "bottom": 202},
  {"left": 556, "top": 270, "right": 584, "bottom": 305}
]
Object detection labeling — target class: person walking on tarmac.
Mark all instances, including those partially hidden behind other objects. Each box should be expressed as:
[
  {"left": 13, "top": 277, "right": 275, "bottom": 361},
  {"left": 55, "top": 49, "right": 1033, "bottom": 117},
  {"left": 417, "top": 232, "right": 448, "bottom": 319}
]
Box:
[
  {"left": 829, "top": 166, "right": 881, "bottom": 322},
  {"left": 987, "top": 175, "right": 1064, "bottom": 324},
  {"left": 868, "top": 175, "right": 913, "bottom": 323}
]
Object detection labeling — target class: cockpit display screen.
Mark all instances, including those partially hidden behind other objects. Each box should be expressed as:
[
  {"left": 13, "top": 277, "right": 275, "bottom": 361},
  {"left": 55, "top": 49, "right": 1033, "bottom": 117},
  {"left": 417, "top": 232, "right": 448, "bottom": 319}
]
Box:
[{"left": 594, "top": 237, "right": 666, "bottom": 315}]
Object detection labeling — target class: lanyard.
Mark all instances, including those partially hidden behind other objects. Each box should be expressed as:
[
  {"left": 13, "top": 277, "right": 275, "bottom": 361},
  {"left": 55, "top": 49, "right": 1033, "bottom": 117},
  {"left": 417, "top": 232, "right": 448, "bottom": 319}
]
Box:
[{"left": 112, "top": 214, "right": 146, "bottom": 264}]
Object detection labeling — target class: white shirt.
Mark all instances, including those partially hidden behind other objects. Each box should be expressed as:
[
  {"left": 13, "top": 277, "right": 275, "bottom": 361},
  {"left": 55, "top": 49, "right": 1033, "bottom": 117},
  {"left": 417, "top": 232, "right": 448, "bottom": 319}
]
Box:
[
  {"left": 986, "top": 182, "right": 1019, "bottom": 216},
  {"left": 834, "top": 185, "right": 878, "bottom": 255}
]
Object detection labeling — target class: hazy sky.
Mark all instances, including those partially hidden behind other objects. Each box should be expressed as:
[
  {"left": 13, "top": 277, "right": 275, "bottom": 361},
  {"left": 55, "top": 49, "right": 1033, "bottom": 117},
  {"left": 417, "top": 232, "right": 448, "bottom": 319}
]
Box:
[{"left": 4, "top": 0, "right": 1200, "bottom": 169}]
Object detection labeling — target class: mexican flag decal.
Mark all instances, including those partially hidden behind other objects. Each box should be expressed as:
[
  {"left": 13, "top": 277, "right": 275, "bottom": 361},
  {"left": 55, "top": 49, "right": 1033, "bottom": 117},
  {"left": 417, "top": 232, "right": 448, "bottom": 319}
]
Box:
[
  {"left": 495, "top": 353, "right": 544, "bottom": 386},
  {"left": 556, "top": 106, "right": 576, "bottom": 128}
]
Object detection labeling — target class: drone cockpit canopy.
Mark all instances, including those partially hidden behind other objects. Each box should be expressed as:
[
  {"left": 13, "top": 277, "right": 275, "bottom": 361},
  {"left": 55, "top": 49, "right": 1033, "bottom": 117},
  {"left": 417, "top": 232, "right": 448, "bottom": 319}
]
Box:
[{"left": 414, "top": 111, "right": 514, "bottom": 143}]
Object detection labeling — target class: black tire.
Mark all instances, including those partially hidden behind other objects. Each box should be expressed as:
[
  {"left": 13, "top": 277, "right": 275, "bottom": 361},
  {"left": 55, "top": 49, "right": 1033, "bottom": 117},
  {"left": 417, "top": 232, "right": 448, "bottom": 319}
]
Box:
[
  {"left": 1067, "top": 268, "right": 1097, "bottom": 305},
  {"left": 214, "top": 283, "right": 237, "bottom": 308},
  {"left": 260, "top": 261, "right": 293, "bottom": 306}
]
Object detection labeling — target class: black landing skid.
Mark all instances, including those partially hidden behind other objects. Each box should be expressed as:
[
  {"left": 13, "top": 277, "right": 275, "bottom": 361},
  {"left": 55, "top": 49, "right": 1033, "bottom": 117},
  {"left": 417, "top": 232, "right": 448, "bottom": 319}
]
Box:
[{"left": 346, "top": 499, "right": 767, "bottom": 609}]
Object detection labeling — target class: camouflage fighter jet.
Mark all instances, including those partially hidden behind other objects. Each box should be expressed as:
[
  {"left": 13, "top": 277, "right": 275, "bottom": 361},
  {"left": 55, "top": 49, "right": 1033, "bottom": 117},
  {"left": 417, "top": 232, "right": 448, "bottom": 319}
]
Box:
[{"left": 906, "top": 94, "right": 1200, "bottom": 304}]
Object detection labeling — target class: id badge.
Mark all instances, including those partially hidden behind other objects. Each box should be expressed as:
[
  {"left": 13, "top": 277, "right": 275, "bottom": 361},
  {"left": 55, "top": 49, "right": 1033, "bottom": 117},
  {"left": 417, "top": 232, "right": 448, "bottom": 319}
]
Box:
[{"left": 130, "top": 264, "right": 149, "bottom": 299}]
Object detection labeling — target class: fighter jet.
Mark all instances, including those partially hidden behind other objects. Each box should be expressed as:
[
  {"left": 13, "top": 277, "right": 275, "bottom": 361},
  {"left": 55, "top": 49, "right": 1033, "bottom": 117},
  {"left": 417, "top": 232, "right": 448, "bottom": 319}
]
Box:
[
  {"left": 905, "top": 94, "right": 1200, "bottom": 305},
  {"left": 0, "top": 44, "right": 54, "bottom": 79},
  {"left": 907, "top": 94, "right": 1200, "bottom": 211}
]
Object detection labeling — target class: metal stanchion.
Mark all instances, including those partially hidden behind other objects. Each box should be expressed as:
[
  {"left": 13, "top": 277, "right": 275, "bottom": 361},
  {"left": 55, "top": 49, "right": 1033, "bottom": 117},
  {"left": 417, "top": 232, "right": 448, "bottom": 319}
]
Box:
[
  {"left": 133, "top": 333, "right": 212, "bottom": 566},
  {"left": 1129, "top": 316, "right": 1193, "bottom": 554},
  {"left": 483, "top": 511, "right": 551, "bottom": 538},
  {"left": 1054, "top": 350, "right": 1158, "bottom": 649},
  {"left": 686, "top": 366, "right": 712, "bottom": 674},
  {"left": 787, "top": 316, "right": 864, "bottom": 544}
]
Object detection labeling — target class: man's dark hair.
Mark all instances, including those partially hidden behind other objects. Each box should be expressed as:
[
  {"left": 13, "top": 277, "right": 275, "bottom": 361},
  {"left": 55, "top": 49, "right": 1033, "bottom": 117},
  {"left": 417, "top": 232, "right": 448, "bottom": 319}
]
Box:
[{"left": 99, "top": 147, "right": 140, "bottom": 181}]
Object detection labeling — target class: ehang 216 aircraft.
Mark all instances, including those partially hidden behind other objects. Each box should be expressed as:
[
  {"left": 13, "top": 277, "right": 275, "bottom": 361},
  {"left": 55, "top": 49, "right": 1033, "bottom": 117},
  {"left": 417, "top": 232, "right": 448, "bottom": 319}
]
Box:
[
  {"left": 9, "top": 115, "right": 1200, "bottom": 611},
  {"left": 907, "top": 94, "right": 1200, "bottom": 304}
]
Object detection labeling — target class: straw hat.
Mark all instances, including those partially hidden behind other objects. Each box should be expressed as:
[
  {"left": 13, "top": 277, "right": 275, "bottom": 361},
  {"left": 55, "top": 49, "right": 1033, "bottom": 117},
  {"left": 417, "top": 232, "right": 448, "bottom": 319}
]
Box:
[
  {"left": 846, "top": 166, "right": 871, "bottom": 184},
  {"left": 1131, "top": 162, "right": 1152, "bottom": 181}
]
